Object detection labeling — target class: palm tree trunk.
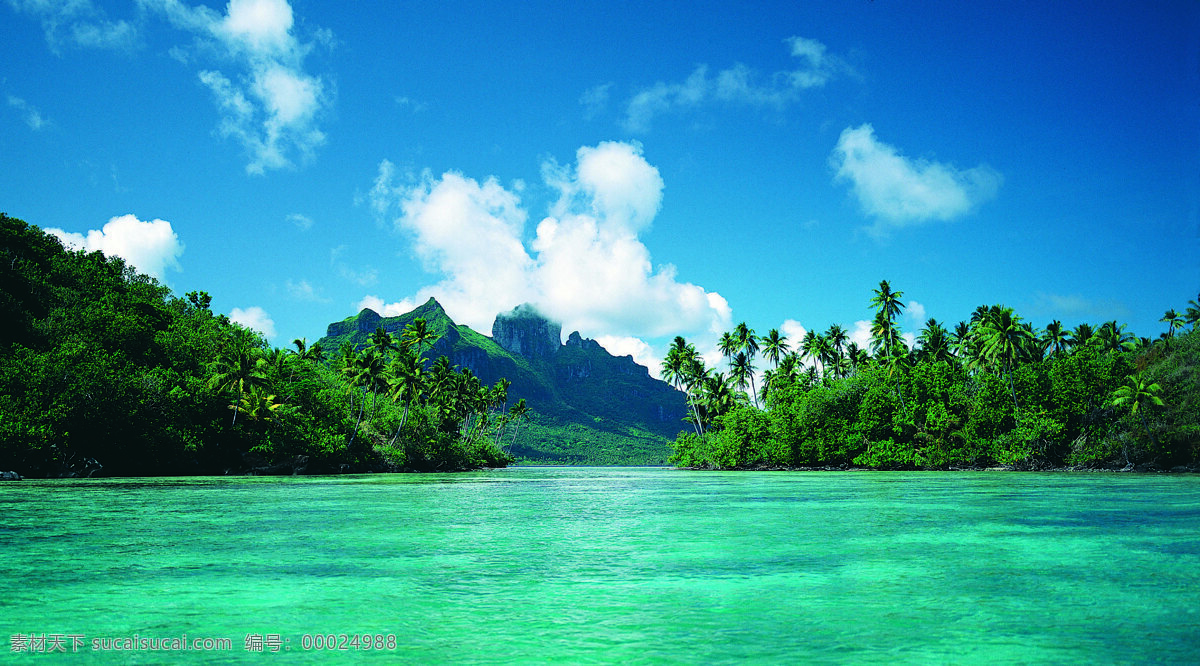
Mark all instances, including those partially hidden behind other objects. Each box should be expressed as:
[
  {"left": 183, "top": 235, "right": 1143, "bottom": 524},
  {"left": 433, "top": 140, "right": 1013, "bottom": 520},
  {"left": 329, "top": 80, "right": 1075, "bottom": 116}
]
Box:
[
  {"left": 349, "top": 387, "right": 366, "bottom": 446},
  {"left": 507, "top": 421, "right": 523, "bottom": 453},
  {"left": 389, "top": 403, "right": 410, "bottom": 446},
  {"left": 230, "top": 380, "right": 241, "bottom": 426},
  {"left": 1006, "top": 360, "right": 1020, "bottom": 419},
  {"left": 1139, "top": 411, "right": 1159, "bottom": 449}
]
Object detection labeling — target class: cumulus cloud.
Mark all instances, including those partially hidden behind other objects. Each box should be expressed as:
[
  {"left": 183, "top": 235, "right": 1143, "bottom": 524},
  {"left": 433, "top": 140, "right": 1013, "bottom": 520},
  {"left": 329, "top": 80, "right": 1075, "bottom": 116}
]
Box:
[
  {"left": 6, "top": 95, "right": 49, "bottom": 130},
  {"left": 7, "top": 0, "right": 137, "bottom": 53},
  {"left": 355, "top": 295, "right": 414, "bottom": 317},
  {"left": 594, "top": 335, "right": 659, "bottom": 377},
  {"left": 622, "top": 36, "right": 849, "bottom": 132},
  {"left": 229, "top": 306, "right": 276, "bottom": 338},
  {"left": 831, "top": 124, "right": 1001, "bottom": 235},
  {"left": 45, "top": 214, "right": 184, "bottom": 281},
  {"left": 142, "top": 0, "right": 330, "bottom": 174},
  {"left": 906, "top": 300, "right": 926, "bottom": 324},
  {"left": 366, "top": 141, "right": 732, "bottom": 357},
  {"left": 848, "top": 319, "right": 874, "bottom": 352}
]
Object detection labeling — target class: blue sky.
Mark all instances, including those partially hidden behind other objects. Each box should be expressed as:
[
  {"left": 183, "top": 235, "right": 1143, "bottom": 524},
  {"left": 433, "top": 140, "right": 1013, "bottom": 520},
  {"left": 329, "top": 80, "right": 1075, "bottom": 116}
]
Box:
[{"left": 4, "top": 0, "right": 1198, "bottom": 373}]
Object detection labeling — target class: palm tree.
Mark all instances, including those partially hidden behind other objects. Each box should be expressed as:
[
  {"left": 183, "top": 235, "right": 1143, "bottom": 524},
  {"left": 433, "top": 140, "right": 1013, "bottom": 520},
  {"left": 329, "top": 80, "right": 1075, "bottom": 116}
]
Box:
[
  {"left": 1067, "top": 323, "right": 1096, "bottom": 351},
  {"left": 1161, "top": 309, "right": 1185, "bottom": 345},
  {"left": 877, "top": 341, "right": 911, "bottom": 415},
  {"left": 760, "top": 329, "right": 789, "bottom": 369},
  {"left": 800, "top": 330, "right": 820, "bottom": 370},
  {"left": 385, "top": 350, "right": 424, "bottom": 445},
  {"left": 870, "top": 279, "right": 905, "bottom": 324},
  {"left": 345, "top": 348, "right": 389, "bottom": 443},
  {"left": 813, "top": 333, "right": 834, "bottom": 378},
  {"left": 370, "top": 325, "right": 400, "bottom": 359},
  {"left": 401, "top": 317, "right": 439, "bottom": 360},
  {"left": 730, "top": 351, "right": 757, "bottom": 405},
  {"left": 232, "top": 385, "right": 284, "bottom": 425},
  {"left": 504, "top": 399, "right": 530, "bottom": 454},
  {"left": 1092, "top": 321, "right": 1135, "bottom": 354},
  {"left": 209, "top": 332, "right": 268, "bottom": 426},
  {"left": 826, "top": 324, "right": 848, "bottom": 362},
  {"left": 291, "top": 337, "right": 325, "bottom": 363},
  {"left": 1185, "top": 296, "right": 1200, "bottom": 332},
  {"left": 734, "top": 322, "right": 761, "bottom": 406},
  {"left": 1109, "top": 374, "right": 1165, "bottom": 452},
  {"left": 870, "top": 310, "right": 900, "bottom": 358},
  {"left": 700, "top": 371, "right": 742, "bottom": 426},
  {"left": 734, "top": 322, "right": 759, "bottom": 359},
  {"left": 662, "top": 336, "right": 706, "bottom": 437},
  {"left": 917, "top": 318, "right": 952, "bottom": 363},
  {"left": 950, "top": 321, "right": 972, "bottom": 359},
  {"left": 681, "top": 355, "right": 711, "bottom": 436},
  {"left": 717, "top": 331, "right": 739, "bottom": 371},
  {"left": 774, "top": 353, "right": 801, "bottom": 390},
  {"left": 975, "top": 306, "right": 1034, "bottom": 415},
  {"left": 425, "top": 356, "right": 456, "bottom": 404},
  {"left": 1042, "top": 320, "right": 1069, "bottom": 357}
]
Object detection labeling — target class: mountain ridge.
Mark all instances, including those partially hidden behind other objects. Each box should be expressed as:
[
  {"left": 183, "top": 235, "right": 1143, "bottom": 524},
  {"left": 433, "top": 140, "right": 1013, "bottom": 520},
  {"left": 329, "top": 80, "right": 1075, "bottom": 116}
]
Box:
[{"left": 317, "top": 298, "right": 687, "bottom": 464}]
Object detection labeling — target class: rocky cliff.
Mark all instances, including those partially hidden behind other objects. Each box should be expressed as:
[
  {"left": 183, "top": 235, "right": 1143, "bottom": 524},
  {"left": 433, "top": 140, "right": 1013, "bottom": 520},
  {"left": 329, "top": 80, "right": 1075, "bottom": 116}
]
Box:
[
  {"left": 317, "top": 298, "right": 688, "bottom": 463},
  {"left": 492, "top": 304, "right": 562, "bottom": 359}
]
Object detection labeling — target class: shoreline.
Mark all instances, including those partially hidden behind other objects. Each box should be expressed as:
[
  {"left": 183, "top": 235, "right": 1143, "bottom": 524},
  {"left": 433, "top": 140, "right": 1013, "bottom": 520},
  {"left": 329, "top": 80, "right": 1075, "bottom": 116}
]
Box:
[{"left": 676, "top": 462, "right": 1200, "bottom": 474}]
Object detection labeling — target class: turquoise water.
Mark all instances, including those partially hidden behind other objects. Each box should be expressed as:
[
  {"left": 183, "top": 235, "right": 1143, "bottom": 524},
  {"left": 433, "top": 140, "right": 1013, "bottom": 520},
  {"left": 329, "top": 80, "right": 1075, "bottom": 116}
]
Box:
[{"left": 3, "top": 468, "right": 1199, "bottom": 663}]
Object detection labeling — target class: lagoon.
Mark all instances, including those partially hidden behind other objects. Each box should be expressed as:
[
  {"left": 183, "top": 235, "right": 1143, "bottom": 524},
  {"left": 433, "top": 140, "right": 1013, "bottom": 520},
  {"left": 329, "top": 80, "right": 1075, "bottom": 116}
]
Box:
[{"left": 3, "top": 468, "right": 1199, "bottom": 663}]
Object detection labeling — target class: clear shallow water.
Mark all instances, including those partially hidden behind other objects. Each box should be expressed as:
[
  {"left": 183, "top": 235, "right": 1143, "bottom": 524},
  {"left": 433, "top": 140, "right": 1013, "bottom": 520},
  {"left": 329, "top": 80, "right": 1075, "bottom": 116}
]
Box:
[{"left": 2, "top": 468, "right": 1199, "bottom": 663}]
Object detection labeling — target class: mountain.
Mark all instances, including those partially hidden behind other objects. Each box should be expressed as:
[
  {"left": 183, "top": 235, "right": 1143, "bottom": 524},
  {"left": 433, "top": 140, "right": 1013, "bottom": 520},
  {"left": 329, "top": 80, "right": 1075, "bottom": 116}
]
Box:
[{"left": 317, "top": 298, "right": 688, "bottom": 464}]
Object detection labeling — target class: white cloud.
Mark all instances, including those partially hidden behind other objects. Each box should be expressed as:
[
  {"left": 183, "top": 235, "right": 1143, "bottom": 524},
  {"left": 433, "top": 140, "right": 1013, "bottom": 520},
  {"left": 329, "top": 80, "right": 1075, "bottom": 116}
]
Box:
[
  {"left": 46, "top": 214, "right": 184, "bottom": 281},
  {"left": 7, "top": 0, "right": 137, "bottom": 53},
  {"left": 366, "top": 141, "right": 732, "bottom": 357},
  {"left": 356, "top": 295, "right": 415, "bottom": 317},
  {"left": 831, "top": 124, "right": 1001, "bottom": 235},
  {"left": 229, "top": 306, "right": 276, "bottom": 338},
  {"left": 6, "top": 95, "right": 49, "bottom": 130},
  {"left": 286, "top": 212, "right": 313, "bottom": 229},
  {"left": 143, "top": 0, "right": 330, "bottom": 174},
  {"left": 579, "top": 82, "right": 613, "bottom": 120},
  {"left": 906, "top": 300, "right": 926, "bottom": 324},
  {"left": 393, "top": 96, "right": 428, "bottom": 113},
  {"left": 848, "top": 319, "right": 873, "bottom": 352},
  {"left": 595, "top": 335, "right": 660, "bottom": 377},
  {"left": 780, "top": 319, "right": 808, "bottom": 354},
  {"left": 622, "top": 36, "right": 848, "bottom": 132}
]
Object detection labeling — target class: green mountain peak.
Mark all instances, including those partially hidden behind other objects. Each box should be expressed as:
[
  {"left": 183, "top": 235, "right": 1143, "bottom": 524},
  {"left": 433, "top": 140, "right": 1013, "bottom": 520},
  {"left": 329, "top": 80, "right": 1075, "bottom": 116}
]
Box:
[{"left": 317, "top": 300, "right": 686, "bottom": 464}]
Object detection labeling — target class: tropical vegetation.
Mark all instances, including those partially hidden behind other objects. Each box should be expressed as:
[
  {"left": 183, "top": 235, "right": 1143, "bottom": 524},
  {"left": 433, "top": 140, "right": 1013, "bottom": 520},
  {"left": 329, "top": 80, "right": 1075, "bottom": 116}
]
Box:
[
  {"left": 0, "top": 214, "right": 515, "bottom": 477},
  {"left": 666, "top": 280, "right": 1200, "bottom": 470}
]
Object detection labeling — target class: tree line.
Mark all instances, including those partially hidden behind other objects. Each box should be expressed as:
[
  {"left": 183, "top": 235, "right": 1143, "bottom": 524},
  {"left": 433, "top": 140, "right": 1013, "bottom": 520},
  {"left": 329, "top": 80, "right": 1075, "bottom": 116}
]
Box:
[
  {"left": 0, "top": 214, "right": 519, "bottom": 477},
  {"left": 663, "top": 280, "right": 1199, "bottom": 470}
]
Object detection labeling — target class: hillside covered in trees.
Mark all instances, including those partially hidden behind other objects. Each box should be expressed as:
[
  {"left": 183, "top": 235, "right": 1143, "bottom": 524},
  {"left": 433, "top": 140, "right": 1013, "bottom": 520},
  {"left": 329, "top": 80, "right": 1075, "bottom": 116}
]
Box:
[
  {"left": 0, "top": 214, "right": 512, "bottom": 477},
  {"left": 665, "top": 281, "right": 1200, "bottom": 471},
  {"left": 317, "top": 301, "right": 686, "bottom": 465}
]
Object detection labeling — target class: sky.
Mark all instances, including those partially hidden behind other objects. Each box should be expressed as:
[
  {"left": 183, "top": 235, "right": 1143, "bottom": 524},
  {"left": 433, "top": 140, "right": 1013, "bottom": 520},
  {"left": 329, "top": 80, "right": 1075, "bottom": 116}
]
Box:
[{"left": 4, "top": 0, "right": 1198, "bottom": 375}]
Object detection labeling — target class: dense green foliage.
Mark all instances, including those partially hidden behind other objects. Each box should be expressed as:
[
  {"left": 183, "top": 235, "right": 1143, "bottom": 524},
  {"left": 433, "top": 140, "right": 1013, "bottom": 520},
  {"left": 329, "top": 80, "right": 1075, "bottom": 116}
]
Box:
[
  {"left": 667, "top": 281, "right": 1200, "bottom": 470},
  {"left": 316, "top": 304, "right": 684, "bottom": 466},
  {"left": 0, "top": 215, "right": 512, "bottom": 477}
]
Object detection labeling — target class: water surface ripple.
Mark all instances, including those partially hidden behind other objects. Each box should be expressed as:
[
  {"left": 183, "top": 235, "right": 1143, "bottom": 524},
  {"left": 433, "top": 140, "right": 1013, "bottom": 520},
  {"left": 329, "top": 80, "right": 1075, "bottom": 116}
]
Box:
[{"left": 3, "top": 468, "right": 1198, "bottom": 663}]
